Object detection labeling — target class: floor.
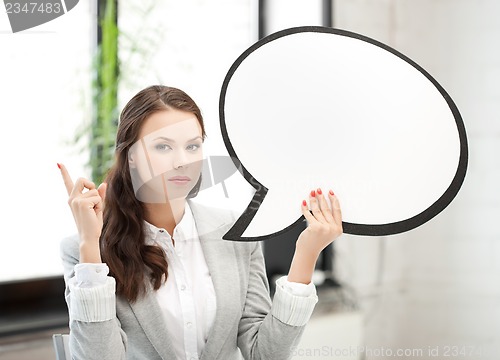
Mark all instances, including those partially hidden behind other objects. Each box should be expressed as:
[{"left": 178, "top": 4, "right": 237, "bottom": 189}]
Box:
[{"left": 0, "top": 327, "right": 69, "bottom": 360}]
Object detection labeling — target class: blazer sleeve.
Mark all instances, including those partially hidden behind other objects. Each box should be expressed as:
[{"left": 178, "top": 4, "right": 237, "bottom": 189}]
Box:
[
  {"left": 236, "top": 241, "right": 318, "bottom": 360},
  {"left": 60, "top": 235, "right": 128, "bottom": 360}
]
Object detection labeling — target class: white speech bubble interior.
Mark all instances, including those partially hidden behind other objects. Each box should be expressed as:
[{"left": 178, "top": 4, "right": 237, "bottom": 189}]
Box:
[{"left": 220, "top": 27, "right": 467, "bottom": 239}]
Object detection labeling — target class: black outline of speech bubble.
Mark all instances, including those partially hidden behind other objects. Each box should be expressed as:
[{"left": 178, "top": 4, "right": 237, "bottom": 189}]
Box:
[{"left": 219, "top": 26, "right": 468, "bottom": 241}]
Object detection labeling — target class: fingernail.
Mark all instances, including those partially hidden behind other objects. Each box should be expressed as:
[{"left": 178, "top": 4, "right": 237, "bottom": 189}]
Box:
[
  {"left": 317, "top": 188, "right": 322, "bottom": 195},
  {"left": 57, "top": 163, "right": 61, "bottom": 169},
  {"left": 329, "top": 189, "right": 334, "bottom": 196},
  {"left": 310, "top": 190, "right": 316, "bottom": 197},
  {"left": 302, "top": 200, "right": 307, "bottom": 206}
]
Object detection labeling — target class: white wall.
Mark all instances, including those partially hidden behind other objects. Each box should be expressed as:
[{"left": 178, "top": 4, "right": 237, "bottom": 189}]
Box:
[{"left": 333, "top": 1, "right": 500, "bottom": 358}]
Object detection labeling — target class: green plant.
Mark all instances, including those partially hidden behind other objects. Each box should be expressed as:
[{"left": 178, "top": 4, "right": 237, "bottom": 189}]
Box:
[{"left": 90, "top": 0, "right": 119, "bottom": 185}]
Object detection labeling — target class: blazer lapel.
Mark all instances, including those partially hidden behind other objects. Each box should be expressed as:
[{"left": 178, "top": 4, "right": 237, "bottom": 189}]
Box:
[
  {"left": 190, "top": 201, "right": 242, "bottom": 360},
  {"left": 128, "top": 284, "right": 177, "bottom": 360}
]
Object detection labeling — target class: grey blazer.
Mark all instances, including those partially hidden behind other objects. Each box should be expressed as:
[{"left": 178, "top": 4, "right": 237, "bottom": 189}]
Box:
[{"left": 60, "top": 200, "right": 309, "bottom": 360}]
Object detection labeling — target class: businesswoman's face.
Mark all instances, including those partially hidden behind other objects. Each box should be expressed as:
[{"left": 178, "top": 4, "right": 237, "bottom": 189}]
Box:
[{"left": 128, "top": 109, "right": 204, "bottom": 203}]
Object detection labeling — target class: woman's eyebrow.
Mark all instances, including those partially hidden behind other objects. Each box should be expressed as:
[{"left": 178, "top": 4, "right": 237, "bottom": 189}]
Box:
[{"left": 152, "top": 136, "right": 202, "bottom": 142}]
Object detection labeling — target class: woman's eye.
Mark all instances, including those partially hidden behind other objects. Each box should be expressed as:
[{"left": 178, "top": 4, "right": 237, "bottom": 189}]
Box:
[
  {"left": 186, "top": 144, "right": 201, "bottom": 151},
  {"left": 155, "top": 143, "right": 172, "bottom": 151}
]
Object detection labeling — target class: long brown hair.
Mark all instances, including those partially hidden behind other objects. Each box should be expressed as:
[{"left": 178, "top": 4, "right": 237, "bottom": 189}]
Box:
[{"left": 100, "top": 85, "right": 206, "bottom": 302}]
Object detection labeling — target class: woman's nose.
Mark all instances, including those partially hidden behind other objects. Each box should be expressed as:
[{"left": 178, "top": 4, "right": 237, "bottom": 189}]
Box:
[{"left": 173, "top": 150, "right": 189, "bottom": 169}]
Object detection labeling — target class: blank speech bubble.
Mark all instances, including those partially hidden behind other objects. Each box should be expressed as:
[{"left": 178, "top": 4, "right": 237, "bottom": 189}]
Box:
[{"left": 219, "top": 26, "right": 468, "bottom": 240}]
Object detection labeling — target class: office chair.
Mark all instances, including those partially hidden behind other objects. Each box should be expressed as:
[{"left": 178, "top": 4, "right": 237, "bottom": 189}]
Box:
[{"left": 52, "top": 334, "right": 70, "bottom": 360}]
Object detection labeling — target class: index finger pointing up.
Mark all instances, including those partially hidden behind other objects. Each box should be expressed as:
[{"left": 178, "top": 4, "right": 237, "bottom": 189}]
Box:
[{"left": 58, "top": 163, "right": 74, "bottom": 196}]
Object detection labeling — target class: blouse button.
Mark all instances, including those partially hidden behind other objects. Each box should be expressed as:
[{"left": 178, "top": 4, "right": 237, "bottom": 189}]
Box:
[
  {"left": 186, "top": 322, "right": 192, "bottom": 328},
  {"left": 180, "top": 284, "right": 186, "bottom": 291},
  {"left": 159, "top": 229, "right": 164, "bottom": 233}
]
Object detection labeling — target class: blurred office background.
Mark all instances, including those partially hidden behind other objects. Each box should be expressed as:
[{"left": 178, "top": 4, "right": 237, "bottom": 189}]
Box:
[{"left": 1, "top": 0, "right": 499, "bottom": 359}]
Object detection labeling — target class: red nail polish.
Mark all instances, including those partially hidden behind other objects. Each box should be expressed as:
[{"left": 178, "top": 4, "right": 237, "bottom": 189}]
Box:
[
  {"left": 302, "top": 200, "right": 307, "bottom": 206},
  {"left": 57, "top": 163, "right": 61, "bottom": 169},
  {"left": 329, "top": 189, "right": 334, "bottom": 196},
  {"left": 317, "top": 188, "right": 322, "bottom": 195},
  {"left": 310, "top": 190, "right": 316, "bottom": 197}
]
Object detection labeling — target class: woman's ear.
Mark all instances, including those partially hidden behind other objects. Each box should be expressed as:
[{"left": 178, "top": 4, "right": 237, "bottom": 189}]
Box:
[{"left": 128, "top": 152, "right": 136, "bottom": 169}]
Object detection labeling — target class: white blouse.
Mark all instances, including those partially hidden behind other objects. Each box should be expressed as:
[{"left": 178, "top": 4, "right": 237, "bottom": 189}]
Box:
[
  {"left": 71, "top": 202, "right": 316, "bottom": 360},
  {"left": 143, "top": 202, "right": 216, "bottom": 359}
]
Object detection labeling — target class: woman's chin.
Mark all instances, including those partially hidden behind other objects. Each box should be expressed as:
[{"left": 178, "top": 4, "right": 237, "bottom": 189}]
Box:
[{"left": 135, "top": 187, "right": 189, "bottom": 203}]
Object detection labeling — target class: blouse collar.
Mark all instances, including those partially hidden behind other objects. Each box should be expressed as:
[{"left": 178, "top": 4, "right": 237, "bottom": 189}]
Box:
[{"left": 143, "top": 201, "right": 196, "bottom": 245}]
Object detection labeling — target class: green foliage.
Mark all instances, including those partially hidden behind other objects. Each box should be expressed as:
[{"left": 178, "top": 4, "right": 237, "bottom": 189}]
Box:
[{"left": 90, "top": 0, "right": 119, "bottom": 184}]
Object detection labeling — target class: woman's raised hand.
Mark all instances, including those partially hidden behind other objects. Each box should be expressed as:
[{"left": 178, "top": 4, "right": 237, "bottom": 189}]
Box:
[
  {"left": 297, "top": 188, "right": 343, "bottom": 258},
  {"left": 58, "top": 163, "right": 107, "bottom": 263}
]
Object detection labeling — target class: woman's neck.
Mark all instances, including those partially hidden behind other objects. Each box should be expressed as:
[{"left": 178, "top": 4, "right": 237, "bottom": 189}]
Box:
[{"left": 143, "top": 198, "right": 186, "bottom": 236}]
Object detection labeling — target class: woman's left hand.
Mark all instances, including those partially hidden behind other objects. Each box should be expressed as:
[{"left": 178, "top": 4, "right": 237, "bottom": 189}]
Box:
[{"left": 296, "top": 188, "right": 343, "bottom": 259}]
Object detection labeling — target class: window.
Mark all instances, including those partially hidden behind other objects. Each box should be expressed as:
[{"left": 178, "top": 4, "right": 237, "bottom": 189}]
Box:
[{"left": 0, "top": 0, "right": 256, "bottom": 282}]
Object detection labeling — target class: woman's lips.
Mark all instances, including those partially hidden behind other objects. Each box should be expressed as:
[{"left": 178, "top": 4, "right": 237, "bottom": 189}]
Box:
[{"left": 168, "top": 176, "right": 191, "bottom": 185}]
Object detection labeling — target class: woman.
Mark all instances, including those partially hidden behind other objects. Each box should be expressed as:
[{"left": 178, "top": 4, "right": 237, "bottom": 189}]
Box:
[{"left": 58, "top": 85, "right": 343, "bottom": 360}]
